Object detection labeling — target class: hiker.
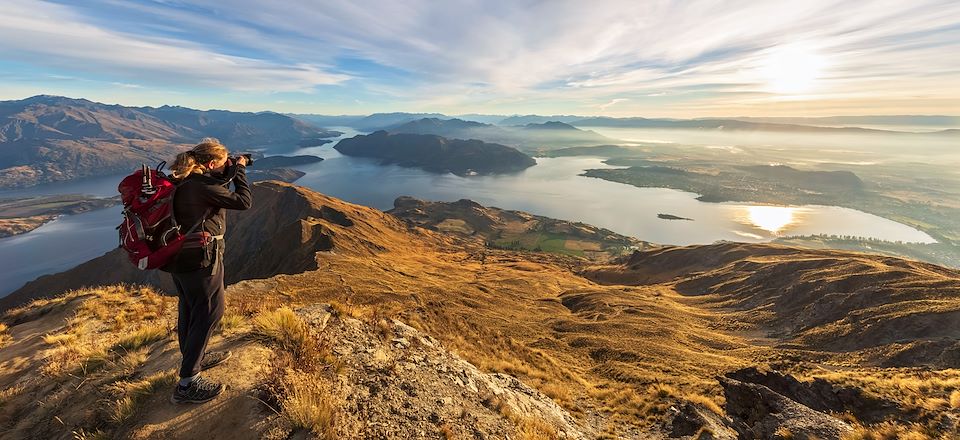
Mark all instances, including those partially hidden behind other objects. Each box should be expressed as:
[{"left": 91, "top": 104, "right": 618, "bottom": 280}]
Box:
[{"left": 166, "top": 137, "right": 252, "bottom": 404}]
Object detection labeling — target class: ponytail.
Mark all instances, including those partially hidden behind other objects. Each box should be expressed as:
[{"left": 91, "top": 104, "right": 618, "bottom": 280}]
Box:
[{"left": 171, "top": 138, "right": 229, "bottom": 179}]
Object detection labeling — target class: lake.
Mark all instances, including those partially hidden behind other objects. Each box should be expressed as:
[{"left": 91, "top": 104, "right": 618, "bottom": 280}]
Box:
[{"left": 0, "top": 127, "right": 936, "bottom": 296}]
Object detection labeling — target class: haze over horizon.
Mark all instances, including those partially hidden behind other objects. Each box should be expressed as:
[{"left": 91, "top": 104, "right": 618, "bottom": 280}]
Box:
[{"left": 1, "top": 0, "right": 958, "bottom": 118}]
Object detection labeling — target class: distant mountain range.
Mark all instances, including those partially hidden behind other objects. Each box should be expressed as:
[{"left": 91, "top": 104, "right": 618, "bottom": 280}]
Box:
[
  {"left": 385, "top": 117, "right": 615, "bottom": 150},
  {"left": 730, "top": 115, "right": 960, "bottom": 128},
  {"left": 6, "top": 95, "right": 956, "bottom": 189},
  {"left": 566, "top": 116, "right": 958, "bottom": 135},
  {"left": 293, "top": 111, "right": 959, "bottom": 135},
  {"left": 0, "top": 95, "right": 339, "bottom": 188}
]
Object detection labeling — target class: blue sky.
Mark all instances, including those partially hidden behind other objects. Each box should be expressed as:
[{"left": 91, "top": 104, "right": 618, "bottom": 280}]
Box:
[{"left": 0, "top": 0, "right": 958, "bottom": 117}]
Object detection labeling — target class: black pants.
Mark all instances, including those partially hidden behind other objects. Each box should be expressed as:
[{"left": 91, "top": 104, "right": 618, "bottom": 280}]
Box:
[{"left": 172, "top": 245, "right": 225, "bottom": 379}]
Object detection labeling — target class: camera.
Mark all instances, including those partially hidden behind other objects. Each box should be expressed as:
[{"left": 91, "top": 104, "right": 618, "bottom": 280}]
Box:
[{"left": 231, "top": 153, "right": 254, "bottom": 167}]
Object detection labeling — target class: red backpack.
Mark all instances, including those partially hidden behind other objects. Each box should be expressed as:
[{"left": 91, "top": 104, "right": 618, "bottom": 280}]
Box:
[{"left": 117, "top": 163, "right": 204, "bottom": 270}]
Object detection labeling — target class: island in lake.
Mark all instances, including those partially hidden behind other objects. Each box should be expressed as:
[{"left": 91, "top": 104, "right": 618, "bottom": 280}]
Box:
[
  {"left": 658, "top": 213, "right": 693, "bottom": 221},
  {"left": 334, "top": 131, "right": 536, "bottom": 176}
]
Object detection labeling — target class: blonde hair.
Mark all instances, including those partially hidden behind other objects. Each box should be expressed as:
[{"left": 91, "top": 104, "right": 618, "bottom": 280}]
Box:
[{"left": 171, "top": 137, "right": 229, "bottom": 179}]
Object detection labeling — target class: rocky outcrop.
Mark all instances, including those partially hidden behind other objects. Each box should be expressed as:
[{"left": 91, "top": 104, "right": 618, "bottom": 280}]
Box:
[
  {"left": 291, "top": 304, "right": 591, "bottom": 439},
  {"left": 668, "top": 401, "right": 737, "bottom": 439},
  {"left": 725, "top": 367, "right": 897, "bottom": 423},
  {"left": 720, "top": 376, "right": 853, "bottom": 440}
]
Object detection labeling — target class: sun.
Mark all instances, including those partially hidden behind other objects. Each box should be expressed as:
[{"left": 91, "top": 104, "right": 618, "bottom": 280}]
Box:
[
  {"left": 746, "top": 206, "right": 796, "bottom": 234},
  {"left": 760, "top": 44, "right": 826, "bottom": 95}
]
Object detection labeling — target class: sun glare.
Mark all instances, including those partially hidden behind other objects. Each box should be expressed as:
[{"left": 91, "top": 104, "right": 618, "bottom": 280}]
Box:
[
  {"left": 760, "top": 44, "right": 826, "bottom": 94},
  {"left": 746, "top": 206, "right": 796, "bottom": 234}
]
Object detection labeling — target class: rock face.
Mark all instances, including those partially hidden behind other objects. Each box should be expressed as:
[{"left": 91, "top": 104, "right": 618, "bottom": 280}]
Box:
[
  {"left": 668, "top": 402, "right": 737, "bottom": 439},
  {"left": 291, "top": 304, "right": 591, "bottom": 439},
  {"left": 720, "top": 376, "right": 853, "bottom": 440},
  {"left": 725, "top": 367, "right": 897, "bottom": 424},
  {"left": 334, "top": 130, "right": 536, "bottom": 176}
]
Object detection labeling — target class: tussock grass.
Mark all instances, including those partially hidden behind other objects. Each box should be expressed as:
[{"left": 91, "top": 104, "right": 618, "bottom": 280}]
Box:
[
  {"left": 0, "top": 323, "right": 12, "bottom": 348},
  {"left": 219, "top": 313, "right": 245, "bottom": 332},
  {"left": 251, "top": 307, "right": 337, "bottom": 372},
  {"left": 774, "top": 427, "right": 795, "bottom": 439},
  {"left": 42, "top": 342, "right": 108, "bottom": 376},
  {"left": 43, "top": 332, "right": 79, "bottom": 346},
  {"left": 119, "top": 348, "right": 149, "bottom": 370},
  {"left": 841, "top": 422, "right": 938, "bottom": 440},
  {"left": 0, "top": 384, "right": 24, "bottom": 406},
  {"left": 280, "top": 371, "right": 337, "bottom": 438},
  {"left": 808, "top": 368, "right": 960, "bottom": 430},
  {"left": 539, "top": 382, "right": 574, "bottom": 409},
  {"left": 515, "top": 417, "right": 558, "bottom": 440},
  {"left": 107, "top": 370, "right": 176, "bottom": 423},
  {"left": 328, "top": 300, "right": 369, "bottom": 319},
  {"left": 252, "top": 307, "right": 310, "bottom": 353},
  {"left": 71, "top": 428, "right": 108, "bottom": 440},
  {"left": 115, "top": 324, "right": 168, "bottom": 351},
  {"left": 685, "top": 393, "right": 724, "bottom": 416}
]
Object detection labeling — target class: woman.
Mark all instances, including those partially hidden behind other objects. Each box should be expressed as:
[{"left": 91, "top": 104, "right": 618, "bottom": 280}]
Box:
[{"left": 167, "top": 138, "right": 252, "bottom": 404}]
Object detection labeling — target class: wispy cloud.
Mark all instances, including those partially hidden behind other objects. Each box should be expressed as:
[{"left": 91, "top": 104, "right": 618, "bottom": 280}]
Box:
[
  {"left": 0, "top": 0, "right": 349, "bottom": 93},
  {"left": 596, "top": 98, "right": 628, "bottom": 110},
  {"left": 2, "top": 0, "right": 958, "bottom": 116}
]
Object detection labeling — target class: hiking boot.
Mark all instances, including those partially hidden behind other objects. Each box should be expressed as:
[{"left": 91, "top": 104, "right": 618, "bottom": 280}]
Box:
[
  {"left": 170, "top": 377, "right": 225, "bottom": 404},
  {"left": 200, "top": 350, "right": 232, "bottom": 371}
]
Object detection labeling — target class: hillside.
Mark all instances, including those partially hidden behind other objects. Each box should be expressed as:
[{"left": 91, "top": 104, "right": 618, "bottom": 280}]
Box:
[
  {"left": 0, "top": 96, "right": 339, "bottom": 188},
  {"left": 1, "top": 183, "right": 958, "bottom": 439},
  {"left": 388, "top": 196, "right": 649, "bottom": 259}
]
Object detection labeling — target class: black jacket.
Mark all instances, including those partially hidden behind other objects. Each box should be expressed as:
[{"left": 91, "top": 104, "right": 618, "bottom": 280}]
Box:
[{"left": 166, "top": 165, "right": 252, "bottom": 272}]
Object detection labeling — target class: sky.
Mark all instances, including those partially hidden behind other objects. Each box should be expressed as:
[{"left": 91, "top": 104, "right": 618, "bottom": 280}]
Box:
[{"left": 0, "top": 0, "right": 958, "bottom": 117}]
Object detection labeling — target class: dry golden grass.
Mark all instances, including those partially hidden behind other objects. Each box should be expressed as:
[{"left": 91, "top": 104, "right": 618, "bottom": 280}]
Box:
[
  {"left": 280, "top": 371, "right": 337, "bottom": 438},
  {"left": 515, "top": 417, "right": 559, "bottom": 440},
  {"left": 0, "top": 384, "right": 24, "bottom": 406},
  {"left": 119, "top": 348, "right": 150, "bottom": 370},
  {"left": 252, "top": 307, "right": 310, "bottom": 353},
  {"left": 774, "top": 427, "right": 795, "bottom": 439},
  {"left": 71, "top": 428, "right": 108, "bottom": 440},
  {"left": 684, "top": 393, "right": 724, "bottom": 416},
  {"left": 0, "top": 323, "right": 12, "bottom": 348},
  {"left": 328, "top": 300, "right": 369, "bottom": 319},
  {"left": 841, "top": 422, "right": 940, "bottom": 440},
  {"left": 42, "top": 342, "right": 108, "bottom": 376},
  {"left": 950, "top": 390, "right": 960, "bottom": 409},
  {"left": 115, "top": 324, "right": 169, "bottom": 350},
  {"left": 808, "top": 368, "right": 960, "bottom": 418},
  {"left": 107, "top": 370, "right": 177, "bottom": 423},
  {"left": 219, "top": 313, "right": 246, "bottom": 333},
  {"left": 12, "top": 285, "right": 174, "bottom": 378}
]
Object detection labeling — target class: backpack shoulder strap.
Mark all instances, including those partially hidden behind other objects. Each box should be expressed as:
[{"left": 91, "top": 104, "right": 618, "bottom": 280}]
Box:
[{"left": 184, "top": 208, "right": 212, "bottom": 235}]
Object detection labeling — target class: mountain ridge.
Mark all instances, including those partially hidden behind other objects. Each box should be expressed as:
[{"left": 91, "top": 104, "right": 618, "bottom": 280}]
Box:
[{"left": 0, "top": 96, "right": 339, "bottom": 188}]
